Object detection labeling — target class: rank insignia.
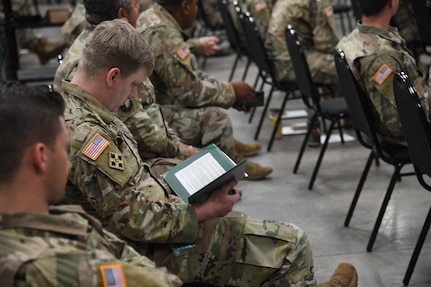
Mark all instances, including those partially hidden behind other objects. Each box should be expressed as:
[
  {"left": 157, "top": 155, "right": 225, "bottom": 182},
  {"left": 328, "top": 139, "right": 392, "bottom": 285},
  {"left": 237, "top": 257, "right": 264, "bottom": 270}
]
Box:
[
  {"left": 176, "top": 44, "right": 190, "bottom": 60},
  {"left": 372, "top": 64, "right": 393, "bottom": 85},
  {"left": 109, "top": 152, "right": 124, "bottom": 171},
  {"left": 99, "top": 264, "right": 127, "bottom": 287},
  {"left": 82, "top": 133, "right": 110, "bottom": 160}
]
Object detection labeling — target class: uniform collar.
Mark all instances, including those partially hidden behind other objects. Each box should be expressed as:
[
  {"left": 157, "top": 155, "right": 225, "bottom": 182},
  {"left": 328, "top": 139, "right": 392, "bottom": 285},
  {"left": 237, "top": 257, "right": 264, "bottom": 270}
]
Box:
[{"left": 61, "top": 79, "right": 116, "bottom": 124}]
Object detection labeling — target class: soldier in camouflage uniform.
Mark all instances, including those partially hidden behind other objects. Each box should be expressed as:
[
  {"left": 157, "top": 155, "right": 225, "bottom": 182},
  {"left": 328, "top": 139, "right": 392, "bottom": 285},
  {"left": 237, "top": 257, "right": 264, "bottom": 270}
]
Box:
[
  {"left": 55, "top": 0, "right": 198, "bottom": 175},
  {"left": 266, "top": 0, "right": 339, "bottom": 86},
  {"left": 139, "top": 0, "right": 273, "bottom": 179},
  {"left": 336, "top": 0, "right": 431, "bottom": 146},
  {"left": 0, "top": 81, "right": 181, "bottom": 287},
  {"left": 63, "top": 17, "right": 358, "bottom": 287}
]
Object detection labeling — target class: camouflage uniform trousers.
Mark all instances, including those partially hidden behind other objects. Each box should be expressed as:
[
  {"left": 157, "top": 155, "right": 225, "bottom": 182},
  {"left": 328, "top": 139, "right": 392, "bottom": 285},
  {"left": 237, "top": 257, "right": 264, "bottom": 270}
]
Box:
[
  {"left": 160, "top": 105, "right": 237, "bottom": 161},
  {"left": 152, "top": 213, "right": 316, "bottom": 286}
]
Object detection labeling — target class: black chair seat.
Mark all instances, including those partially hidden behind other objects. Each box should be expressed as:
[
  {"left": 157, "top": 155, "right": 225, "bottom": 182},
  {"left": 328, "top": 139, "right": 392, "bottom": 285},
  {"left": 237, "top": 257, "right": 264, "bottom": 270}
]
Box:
[
  {"left": 319, "top": 97, "right": 349, "bottom": 117},
  {"left": 379, "top": 142, "right": 410, "bottom": 162}
]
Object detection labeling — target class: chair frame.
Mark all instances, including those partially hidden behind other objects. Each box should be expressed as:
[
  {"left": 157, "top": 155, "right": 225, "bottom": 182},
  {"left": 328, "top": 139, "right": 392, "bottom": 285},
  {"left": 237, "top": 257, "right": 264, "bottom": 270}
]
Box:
[
  {"left": 285, "top": 25, "right": 349, "bottom": 190},
  {"left": 393, "top": 71, "right": 431, "bottom": 286},
  {"left": 239, "top": 12, "right": 298, "bottom": 152},
  {"left": 334, "top": 49, "right": 415, "bottom": 253},
  {"left": 217, "top": 0, "right": 251, "bottom": 82}
]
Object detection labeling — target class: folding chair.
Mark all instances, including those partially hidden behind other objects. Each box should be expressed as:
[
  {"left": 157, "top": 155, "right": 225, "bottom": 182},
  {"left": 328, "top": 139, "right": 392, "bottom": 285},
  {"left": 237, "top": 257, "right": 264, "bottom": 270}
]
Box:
[
  {"left": 334, "top": 49, "right": 414, "bottom": 252},
  {"left": 240, "top": 13, "right": 299, "bottom": 152},
  {"left": 217, "top": 0, "right": 251, "bottom": 81},
  {"left": 393, "top": 71, "right": 431, "bottom": 286},
  {"left": 285, "top": 25, "right": 349, "bottom": 190}
]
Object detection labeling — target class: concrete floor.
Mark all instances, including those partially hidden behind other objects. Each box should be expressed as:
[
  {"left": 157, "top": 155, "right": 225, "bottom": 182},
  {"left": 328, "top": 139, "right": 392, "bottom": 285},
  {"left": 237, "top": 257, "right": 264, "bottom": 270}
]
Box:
[
  {"left": 206, "top": 52, "right": 431, "bottom": 287},
  {"left": 15, "top": 2, "right": 431, "bottom": 286}
]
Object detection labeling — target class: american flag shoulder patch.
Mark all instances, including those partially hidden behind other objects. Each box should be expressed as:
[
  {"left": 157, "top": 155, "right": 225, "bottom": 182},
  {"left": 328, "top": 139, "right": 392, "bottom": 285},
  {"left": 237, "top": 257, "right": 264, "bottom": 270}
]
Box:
[
  {"left": 372, "top": 64, "right": 393, "bottom": 85},
  {"left": 254, "top": 1, "right": 267, "bottom": 12},
  {"left": 176, "top": 44, "right": 190, "bottom": 60},
  {"left": 325, "top": 6, "right": 333, "bottom": 17},
  {"left": 99, "top": 264, "right": 127, "bottom": 287},
  {"left": 82, "top": 133, "right": 110, "bottom": 160}
]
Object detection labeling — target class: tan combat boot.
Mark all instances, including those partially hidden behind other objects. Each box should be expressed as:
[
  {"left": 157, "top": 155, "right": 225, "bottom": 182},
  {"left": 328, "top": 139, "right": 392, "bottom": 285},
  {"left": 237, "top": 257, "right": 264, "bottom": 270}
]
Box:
[
  {"left": 317, "top": 262, "right": 358, "bottom": 287},
  {"left": 234, "top": 139, "right": 262, "bottom": 157},
  {"left": 244, "top": 160, "right": 272, "bottom": 180}
]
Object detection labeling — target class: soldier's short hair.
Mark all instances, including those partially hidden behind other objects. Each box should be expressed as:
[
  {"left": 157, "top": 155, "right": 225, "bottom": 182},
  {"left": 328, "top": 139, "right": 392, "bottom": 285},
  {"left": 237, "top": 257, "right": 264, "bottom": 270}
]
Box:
[
  {"left": 84, "top": 0, "right": 132, "bottom": 25},
  {"left": 0, "top": 82, "right": 65, "bottom": 183},
  {"left": 79, "top": 18, "right": 154, "bottom": 78},
  {"left": 357, "top": 0, "right": 389, "bottom": 16}
]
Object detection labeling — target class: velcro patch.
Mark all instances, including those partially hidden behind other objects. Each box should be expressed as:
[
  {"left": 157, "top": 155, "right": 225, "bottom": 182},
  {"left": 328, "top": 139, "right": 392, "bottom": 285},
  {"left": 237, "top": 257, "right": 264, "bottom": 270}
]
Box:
[
  {"left": 109, "top": 152, "right": 125, "bottom": 171},
  {"left": 254, "top": 1, "right": 267, "bottom": 12},
  {"left": 99, "top": 264, "right": 127, "bottom": 287},
  {"left": 372, "top": 64, "right": 393, "bottom": 85},
  {"left": 325, "top": 6, "right": 333, "bottom": 17},
  {"left": 81, "top": 133, "right": 110, "bottom": 161},
  {"left": 176, "top": 44, "right": 190, "bottom": 60}
]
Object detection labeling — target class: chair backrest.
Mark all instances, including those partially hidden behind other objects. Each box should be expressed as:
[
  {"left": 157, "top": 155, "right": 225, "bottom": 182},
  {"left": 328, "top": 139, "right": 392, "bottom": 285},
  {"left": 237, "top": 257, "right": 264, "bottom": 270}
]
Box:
[
  {"left": 197, "top": 1, "right": 224, "bottom": 31},
  {"left": 284, "top": 25, "right": 317, "bottom": 109},
  {"left": 334, "top": 49, "right": 373, "bottom": 140},
  {"left": 393, "top": 72, "right": 431, "bottom": 180},
  {"left": 217, "top": 0, "right": 246, "bottom": 55},
  {"left": 237, "top": 10, "right": 268, "bottom": 71}
]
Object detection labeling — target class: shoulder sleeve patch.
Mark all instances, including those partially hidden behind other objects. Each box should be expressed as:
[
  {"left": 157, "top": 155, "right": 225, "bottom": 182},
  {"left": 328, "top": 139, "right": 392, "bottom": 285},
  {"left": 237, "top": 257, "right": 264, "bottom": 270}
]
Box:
[
  {"left": 372, "top": 64, "right": 393, "bottom": 86},
  {"left": 254, "top": 1, "right": 267, "bottom": 12},
  {"left": 176, "top": 44, "right": 190, "bottom": 60},
  {"left": 325, "top": 6, "right": 333, "bottom": 17},
  {"left": 82, "top": 133, "right": 110, "bottom": 160},
  {"left": 99, "top": 264, "right": 127, "bottom": 287}
]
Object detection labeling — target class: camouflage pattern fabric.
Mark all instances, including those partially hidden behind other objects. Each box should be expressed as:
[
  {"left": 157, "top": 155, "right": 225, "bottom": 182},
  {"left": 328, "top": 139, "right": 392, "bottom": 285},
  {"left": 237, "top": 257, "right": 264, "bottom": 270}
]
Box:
[
  {"left": 0, "top": 205, "right": 182, "bottom": 287},
  {"left": 391, "top": 0, "right": 423, "bottom": 57},
  {"left": 266, "top": 0, "right": 339, "bottom": 85},
  {"left": 200, "top": 0, "right": 223, "bottom": 28},
  {"left": 337, "top": 23, "right": 431, "bottom": 145},
  {"left": 54, "top": 26, "right": 188, "bottom": 161},
  {"left": 138, "top": 3, "right": 236, "bottom": 108},
  {"left": 61, "top": 1, "right": 88, "bottom": 46},
  {"left": 63, "top": 81, "right": 316, "bottom": 286}
]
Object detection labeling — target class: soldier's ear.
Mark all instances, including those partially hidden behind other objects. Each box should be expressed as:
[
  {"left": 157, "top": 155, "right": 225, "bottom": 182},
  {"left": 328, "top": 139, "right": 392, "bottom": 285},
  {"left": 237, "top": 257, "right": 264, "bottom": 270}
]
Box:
[
  {"left": 117, "top": 7, "right": 128, "bottom": 20},
  {"left": 106, "top": 67, "right": 121, "bottom": 88}
]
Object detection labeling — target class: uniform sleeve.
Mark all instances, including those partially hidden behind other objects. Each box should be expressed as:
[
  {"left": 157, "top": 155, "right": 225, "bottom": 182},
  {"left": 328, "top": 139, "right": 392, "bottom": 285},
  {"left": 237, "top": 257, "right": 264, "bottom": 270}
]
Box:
[
  {"left": 14, "top": 255, "right": 182, "bottom": 287},
  {"left": 143, "top": 28, "right": 236, "bottom": 108},
  {"left": 358, "top": 54, "right": 409, "bottom": 136},
  {"left": 117, "top": 97, "right": 188, "bottom": 160},
  {"left": 66, "top": 124, "right": 198, "bottom": 244},
  {"left": 186, "top": 37, "right": 204, "bottom": 55},
  {"left": 313, "top": 0, "right": 339, "bottom": 53}
]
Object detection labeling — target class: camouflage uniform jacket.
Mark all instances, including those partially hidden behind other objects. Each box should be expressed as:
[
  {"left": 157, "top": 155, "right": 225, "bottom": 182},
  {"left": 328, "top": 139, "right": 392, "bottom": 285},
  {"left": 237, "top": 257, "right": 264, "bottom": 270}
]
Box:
[
  {"left": 337, "top": 24, "right": 431, "bottom": 144},
  {"left": 240, "top": 0, "right": 275, "bottom": 42},
  {"left": 0, "top": 205, "right": 182, "bottom": 287},
  {"left": 266, "top": 0, "right": 338, "bottom": 83},
  {"left": 54, "top": 26, "right": 188, "bottom": 161},
  {"left": 62, "top": 80, "right": 198, "bottom": 256},
  {"left": 138, "top": 3, "right": 236, "bottom": 108}
]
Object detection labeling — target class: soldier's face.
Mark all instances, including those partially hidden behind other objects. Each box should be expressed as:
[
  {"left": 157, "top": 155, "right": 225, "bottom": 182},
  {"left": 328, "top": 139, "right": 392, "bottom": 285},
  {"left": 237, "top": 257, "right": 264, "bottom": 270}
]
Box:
[
  {"left": 125, "top": 0, "right": 140, "bottom": 27},
  {"left": 46, "top": 117, "right": 70, "bottom": 204},
  {"left": 183, "top": 0, "right": 198, "bottom": 29},
  {"left": 112, "top": 67, "right": 148, "bottom": 111}
]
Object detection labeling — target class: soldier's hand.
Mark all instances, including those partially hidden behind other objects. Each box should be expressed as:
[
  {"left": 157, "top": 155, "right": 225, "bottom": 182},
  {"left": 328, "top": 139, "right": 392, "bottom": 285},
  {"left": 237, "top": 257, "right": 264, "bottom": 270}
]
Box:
[
  {"left": 192, "top": 179, "right": 240, "bottom": 222},
  {"left": 177, "top": 141, "right": 198, "bottom": 157},
  {"left": 199, "top": 36, "right": 219, "bottom": 56},
  {"left": 231, "top": 81, "right": 255, "bottom": 108}
]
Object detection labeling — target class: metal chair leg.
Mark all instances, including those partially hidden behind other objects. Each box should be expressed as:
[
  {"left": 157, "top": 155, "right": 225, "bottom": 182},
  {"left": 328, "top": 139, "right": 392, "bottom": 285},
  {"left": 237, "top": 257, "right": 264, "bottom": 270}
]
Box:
[
  {"left": 308, "top": 119, "right": 337, "bottom": 190},
  {"left": 228, "top": 53, "right": 240, "bottom": 81},
  {"left": 254, "top": 86, "right": 274, "bottom": 140},
  {"left": 366, "top": 164, "right": 403, "bottom": 252},
  {"left": 344, "top": 151, "right": 374, "bottom": 227},
  {"left": 293, "top": 113, "right": 317, "bottom": 173},
  {"left": 403, "top": 206, "right": 431, "bottom": 285},
  {"left": 267, "top": 90, "right": 291, "bottom": 152}
]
